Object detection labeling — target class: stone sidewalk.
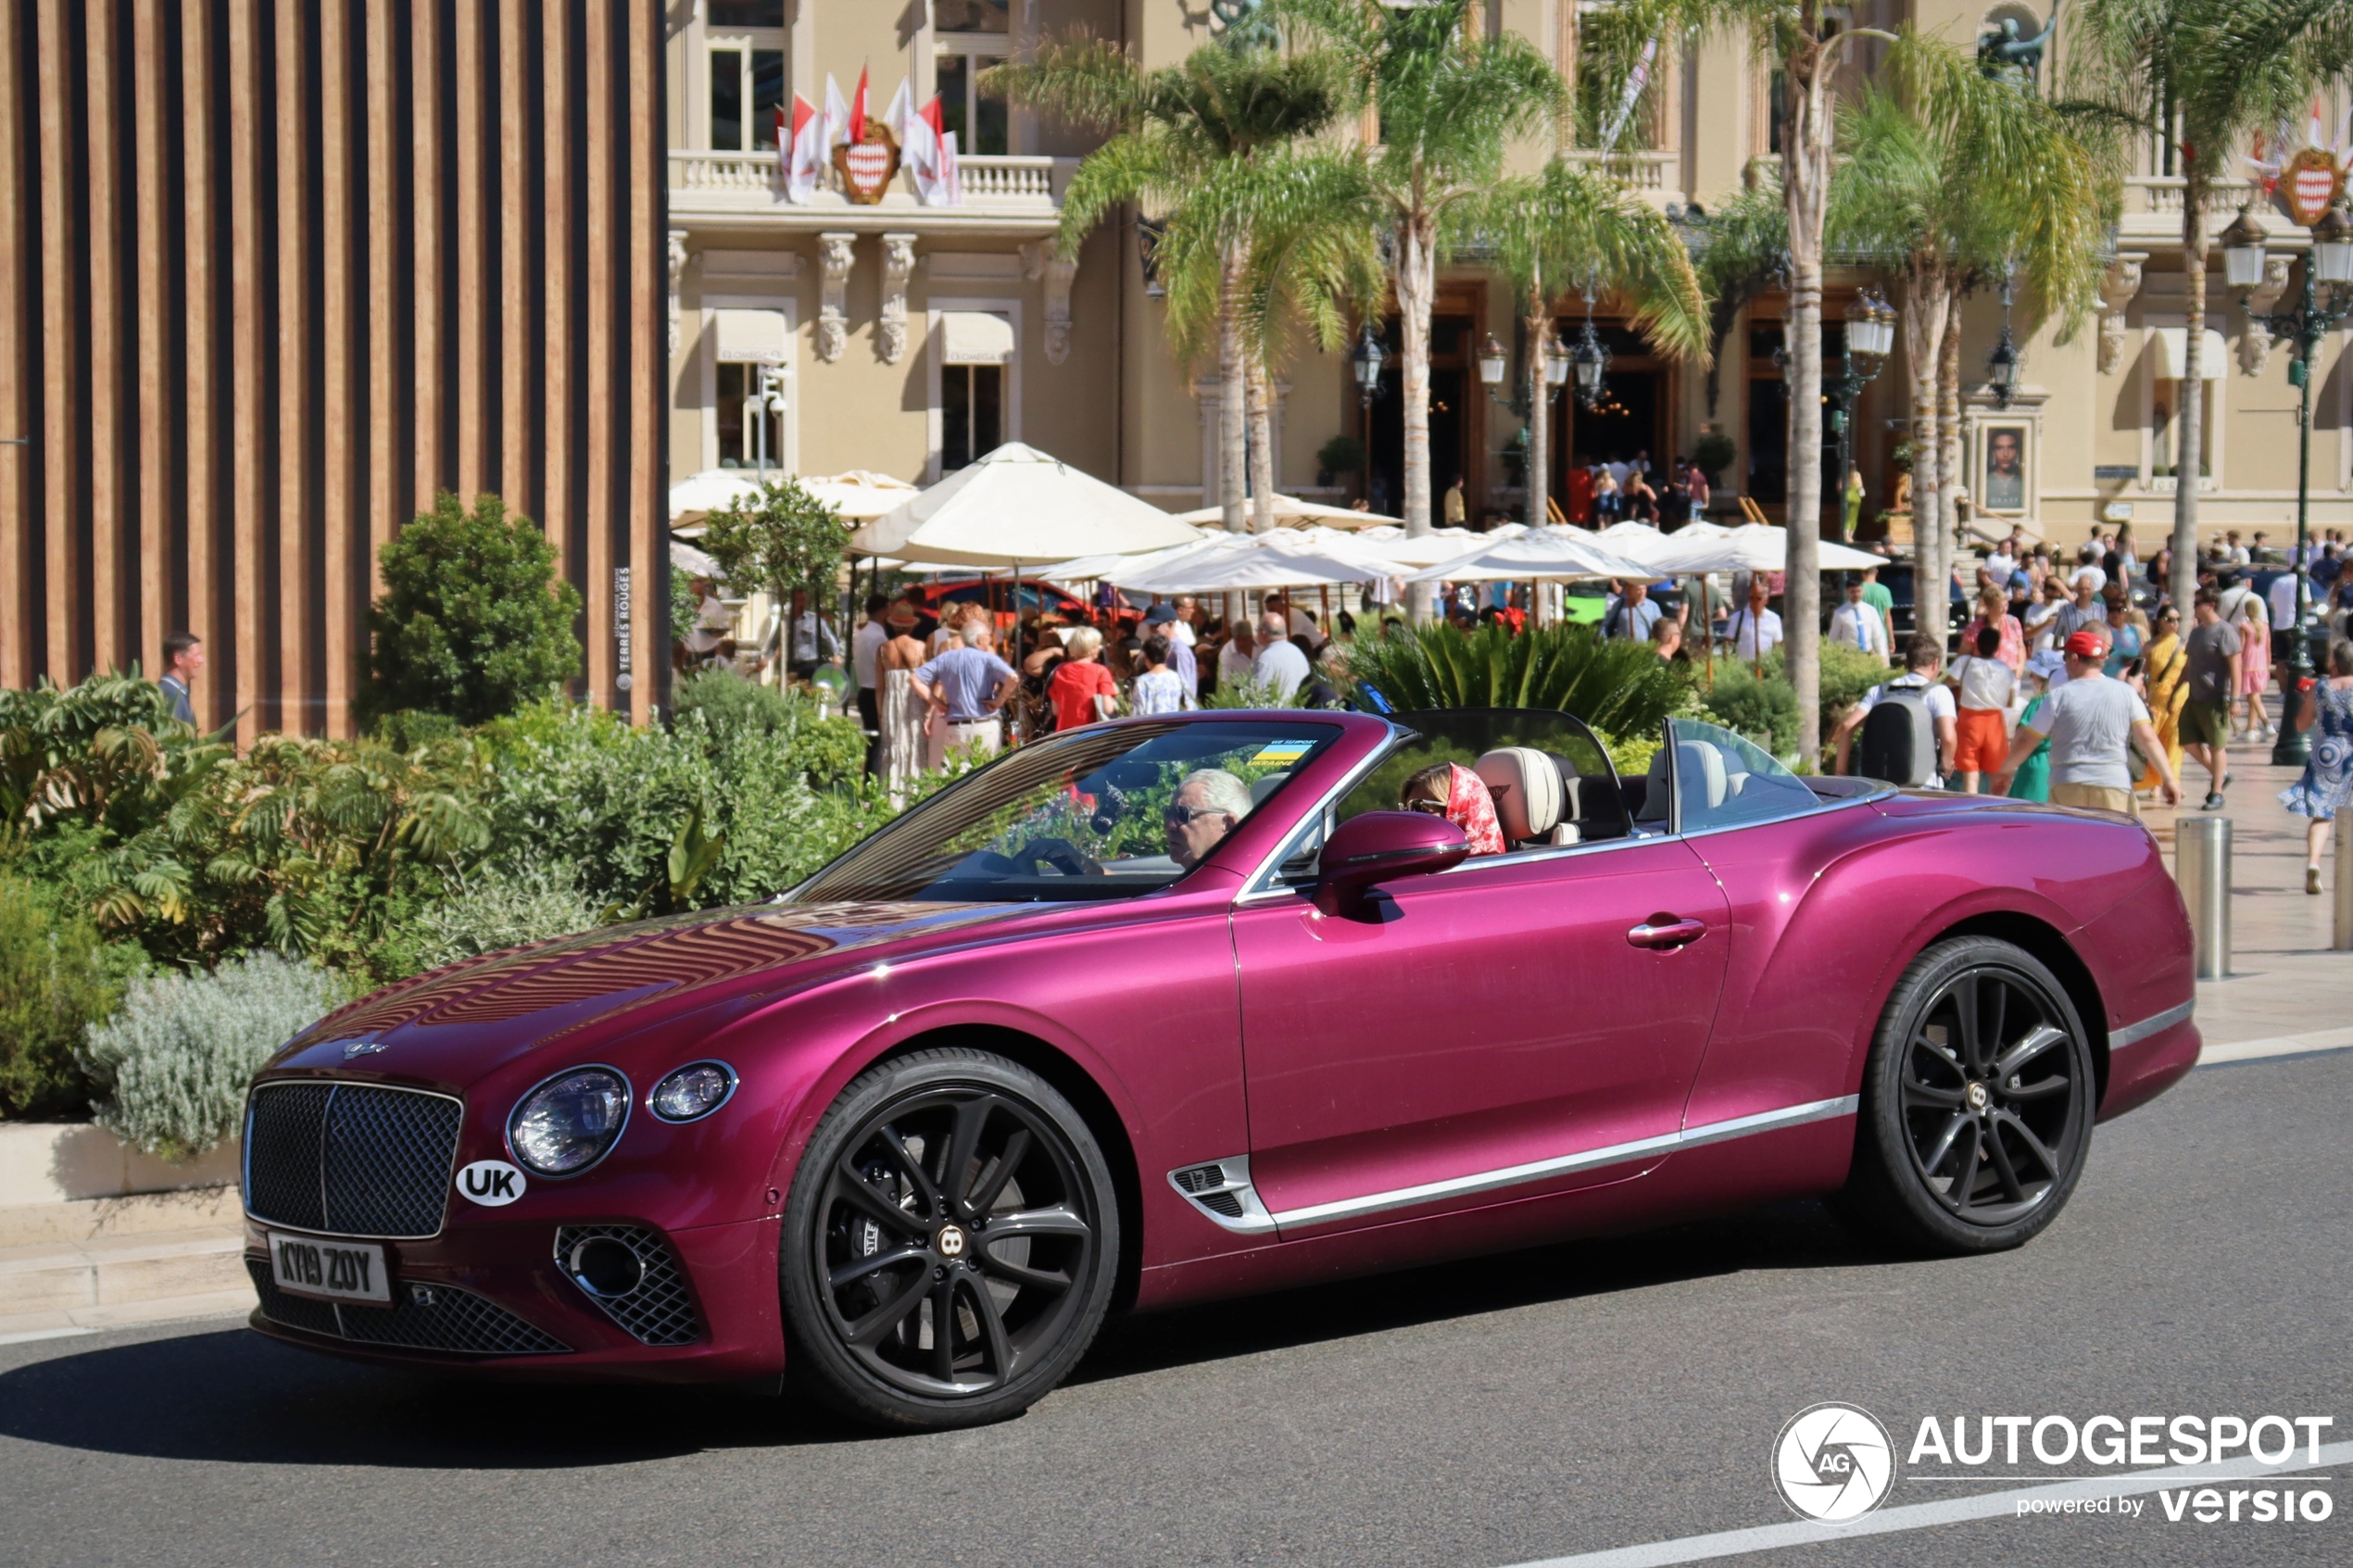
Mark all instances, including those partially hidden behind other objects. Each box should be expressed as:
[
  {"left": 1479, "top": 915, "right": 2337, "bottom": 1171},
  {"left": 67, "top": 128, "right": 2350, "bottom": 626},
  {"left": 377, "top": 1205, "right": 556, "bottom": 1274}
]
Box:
[{"left": 2138, "top": 753, "right": 2350, "bottom": 1051}]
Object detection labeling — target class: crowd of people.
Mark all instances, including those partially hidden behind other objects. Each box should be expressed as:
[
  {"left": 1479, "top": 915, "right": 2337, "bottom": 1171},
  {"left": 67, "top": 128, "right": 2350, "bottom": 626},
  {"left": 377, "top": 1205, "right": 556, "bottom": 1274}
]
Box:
[{"left": 844, "top": 586, "right": 1354, "bottom": 795}]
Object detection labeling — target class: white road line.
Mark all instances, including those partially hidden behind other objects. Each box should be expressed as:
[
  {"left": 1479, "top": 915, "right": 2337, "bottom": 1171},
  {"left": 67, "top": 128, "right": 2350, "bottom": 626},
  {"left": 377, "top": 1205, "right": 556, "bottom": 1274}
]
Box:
[
  {"left": 1496, "top": 1441, "right": 2353, "bottom": 1568},
  {"left": 2197, "top": 1026, "right": 2353, "bottom": 1067}
]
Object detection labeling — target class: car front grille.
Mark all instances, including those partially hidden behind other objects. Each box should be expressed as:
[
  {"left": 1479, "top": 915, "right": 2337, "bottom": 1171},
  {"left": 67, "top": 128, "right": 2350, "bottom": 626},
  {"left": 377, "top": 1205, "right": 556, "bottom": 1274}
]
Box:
[
  {"left": 247, "top": 1260, "right": 572, "bottom": 1356},
  {"left": 245, "top": 1081, "right": 464, "bottom": 1239},
  {"left": 554, "top": 1224, "right": 703, "bottom": 1346}
]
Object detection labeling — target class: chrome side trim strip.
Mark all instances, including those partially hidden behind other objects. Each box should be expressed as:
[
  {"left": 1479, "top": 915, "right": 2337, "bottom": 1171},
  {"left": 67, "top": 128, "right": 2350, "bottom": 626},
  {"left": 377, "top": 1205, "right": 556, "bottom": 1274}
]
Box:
[
  {"left": 2110, "top": 999, "right": 2195, "bottom": 1050},
  {"left": 1265, "top": 1095, "right": 1861, "bottom": 1231}
]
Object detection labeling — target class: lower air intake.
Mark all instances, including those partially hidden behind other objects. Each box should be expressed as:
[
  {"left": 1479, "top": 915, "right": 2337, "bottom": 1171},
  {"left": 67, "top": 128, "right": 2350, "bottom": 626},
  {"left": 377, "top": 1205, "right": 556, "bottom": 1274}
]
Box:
[
  {"left": 554, "top": 1224, "right": 702, "bottom": 1347},
  {"left": 247, "top": 1260, "right": 571, "bottom": 1356}
]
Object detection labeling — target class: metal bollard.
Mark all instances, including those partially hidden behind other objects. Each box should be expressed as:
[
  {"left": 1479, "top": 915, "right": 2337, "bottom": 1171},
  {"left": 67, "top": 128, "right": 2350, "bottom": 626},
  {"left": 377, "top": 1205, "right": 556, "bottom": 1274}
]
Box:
[
  {"left": 2335, "top": 820, "right": 2353, "bottom": 952},
  {"left": 2175, "top": 816, "right": 2233, "bottom": 981}
]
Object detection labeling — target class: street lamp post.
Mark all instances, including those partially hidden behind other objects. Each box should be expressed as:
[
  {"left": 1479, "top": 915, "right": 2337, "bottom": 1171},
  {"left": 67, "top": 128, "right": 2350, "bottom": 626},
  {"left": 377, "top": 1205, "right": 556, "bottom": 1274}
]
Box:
[
  {"left": 1353, "top": 320, "right": 1387, "bottom": 506},
  {"left": 2223, "top": 199, "right": 2353, "bottom": 767},
  {"left": 1477, "top": 327, "right": 1575, "bottom": 527},
  {"left": 1824, "top": 292, "right": 1894, "bottom": 540}
]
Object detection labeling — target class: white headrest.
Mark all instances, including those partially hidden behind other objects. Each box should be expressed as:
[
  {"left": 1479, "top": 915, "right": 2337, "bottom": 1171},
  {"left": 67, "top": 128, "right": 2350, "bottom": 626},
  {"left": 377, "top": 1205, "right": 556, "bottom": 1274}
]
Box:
[
  {"left": 1676, "top": 739, "right": 1728, "bottom": 810},
  {"left": 1475, "top": 747, "right": 1564, "bottom": 840}
]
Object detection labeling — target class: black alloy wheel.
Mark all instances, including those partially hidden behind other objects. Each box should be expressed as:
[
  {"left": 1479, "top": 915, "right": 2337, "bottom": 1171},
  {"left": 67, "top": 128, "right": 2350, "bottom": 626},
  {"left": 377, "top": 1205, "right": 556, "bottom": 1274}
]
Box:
[
  {"left": 1839, "top": 936, "right": 2096, "bottom": 1254},
  {"left": 779, "top": 1048, "right": 1119, "bottom": 1431}
]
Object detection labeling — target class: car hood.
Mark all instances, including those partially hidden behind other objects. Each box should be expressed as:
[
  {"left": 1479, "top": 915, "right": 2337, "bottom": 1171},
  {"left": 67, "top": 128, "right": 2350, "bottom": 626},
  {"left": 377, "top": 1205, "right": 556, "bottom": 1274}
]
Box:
[{"left": 270, "top": 900, "right": 1041, "bottom": 1083}]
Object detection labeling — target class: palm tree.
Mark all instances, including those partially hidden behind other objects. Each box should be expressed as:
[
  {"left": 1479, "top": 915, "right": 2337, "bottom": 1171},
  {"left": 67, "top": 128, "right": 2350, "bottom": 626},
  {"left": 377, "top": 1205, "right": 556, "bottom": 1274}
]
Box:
[
  {"left": 2069, "top": 0, "right": 2353, "bottom": 609},
  {"left": 1449, "top": 160, "right": 1711, "bottom": 530},
  {"left": 990, "top": 41, "right": 1345, "bottom": 545},
  {"left": 1581, "top": 1, "right": 1893, "bottom": 760},
  {"left": 1269, "top": 0, "right": 1567, "bottom": 617},
  {"left": 1831, "top": 34, "right": 2117, "bottom": 639}
]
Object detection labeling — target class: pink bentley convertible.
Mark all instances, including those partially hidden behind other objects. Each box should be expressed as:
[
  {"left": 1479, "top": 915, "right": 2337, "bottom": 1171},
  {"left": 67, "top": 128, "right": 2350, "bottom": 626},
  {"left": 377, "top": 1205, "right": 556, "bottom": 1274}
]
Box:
[{"left": 241, "top": 708, "right": 2197, "bottom": 1429}]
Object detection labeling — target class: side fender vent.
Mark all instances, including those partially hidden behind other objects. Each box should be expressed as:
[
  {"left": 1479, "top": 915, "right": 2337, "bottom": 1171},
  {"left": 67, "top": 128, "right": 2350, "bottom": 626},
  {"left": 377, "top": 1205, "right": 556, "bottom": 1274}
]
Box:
[{"left": 1165, "top": 1157, "right": 1277, "bottom": 1235}]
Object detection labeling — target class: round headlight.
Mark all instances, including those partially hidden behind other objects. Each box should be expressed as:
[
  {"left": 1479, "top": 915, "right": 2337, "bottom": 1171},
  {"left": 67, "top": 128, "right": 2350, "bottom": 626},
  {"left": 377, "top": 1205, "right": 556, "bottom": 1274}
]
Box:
[
  {"left": 650, "top": 1061, "right": 737, "bottom": 1123},
  {"left": 508, "top": 1067, "right": 631, "bottom": 1176}
]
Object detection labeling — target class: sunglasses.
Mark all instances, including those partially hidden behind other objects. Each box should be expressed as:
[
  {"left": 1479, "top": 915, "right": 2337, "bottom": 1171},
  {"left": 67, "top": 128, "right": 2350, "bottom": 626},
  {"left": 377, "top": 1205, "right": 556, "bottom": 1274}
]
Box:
[
  {"left": 1403, "top": 796, "right": 1451, "bottom": 816},
  {"left": 1164, "top": 803, "right": 1231, "bottom": 826}
]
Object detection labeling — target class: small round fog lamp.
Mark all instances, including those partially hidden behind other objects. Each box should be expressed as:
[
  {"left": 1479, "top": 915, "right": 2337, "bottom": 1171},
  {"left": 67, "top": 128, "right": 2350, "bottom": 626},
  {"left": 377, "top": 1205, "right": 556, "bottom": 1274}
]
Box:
[
  {"left": 650, "top": 1061, "right": 737, "bottom": 1123},
  {"left": 566, "top": 1236, "right": 644, "bottom": 1298}
]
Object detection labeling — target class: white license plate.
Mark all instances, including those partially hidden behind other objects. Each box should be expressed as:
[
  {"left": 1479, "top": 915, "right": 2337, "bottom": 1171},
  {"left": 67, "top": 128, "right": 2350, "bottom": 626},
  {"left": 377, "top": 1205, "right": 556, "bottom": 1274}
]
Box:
[{"left": 269, "top": 1233, "right": 391, "bottom": 1304}]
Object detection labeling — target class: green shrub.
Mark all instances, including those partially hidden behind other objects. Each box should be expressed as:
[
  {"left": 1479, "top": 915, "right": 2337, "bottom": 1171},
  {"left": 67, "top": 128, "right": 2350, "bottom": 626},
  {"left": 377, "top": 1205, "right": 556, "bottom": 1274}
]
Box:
[
  {"left": 0, "top": 671, "right": 227, "bottom": 845},
  {"left": 365, "top": 492, "right": 584, "bottom": 725},
  {"left": 481, "top": 696, "right": 890, "bottom": 912},
  {"left": 1601, "top": 730, "right": 1663, "bottom": 780},
  {"left": 0, "top": 877, "right": 146, "bottom": 1119},
  {"left": 1692, "top": 432, "right": 1738, "bottom": 487},
  {"left": 1345, "top": 621, "right": 1693, "bottom": 736},
  {"left": 1315, "top": 433, "right": 1366, "bottom": 476},
  {"left": 672, "top": 672, "right": 865, "bottom": 789},
  {"left": 80, "top": 952, "right": 346, "bottom": 1160},
  {"left": 1759, "top": 643, "right": 1885, "bottom": 728},
  {"left": 1699, "top": 664, "right": 1799, "bottom": 757},
  {"left": 402, "top": 862, "right": 600, "bottom": 973}
]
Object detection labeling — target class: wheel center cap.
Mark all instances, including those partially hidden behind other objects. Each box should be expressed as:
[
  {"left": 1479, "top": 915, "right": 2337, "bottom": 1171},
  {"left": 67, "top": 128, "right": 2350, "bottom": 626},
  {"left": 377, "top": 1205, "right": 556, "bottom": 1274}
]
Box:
[
  {"left": 1965, "top": 1081, "right": 1992, "bottom": 1113},
  {"left": 935, "top": 1223, "right": 967, "bottom": 1259}
]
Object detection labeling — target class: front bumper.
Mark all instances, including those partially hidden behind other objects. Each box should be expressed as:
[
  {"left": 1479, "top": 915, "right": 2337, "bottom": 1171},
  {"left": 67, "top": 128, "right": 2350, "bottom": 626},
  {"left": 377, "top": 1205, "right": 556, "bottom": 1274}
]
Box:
[{"left": 244, "top": 1211, "right": 787, "bottom": 1384}]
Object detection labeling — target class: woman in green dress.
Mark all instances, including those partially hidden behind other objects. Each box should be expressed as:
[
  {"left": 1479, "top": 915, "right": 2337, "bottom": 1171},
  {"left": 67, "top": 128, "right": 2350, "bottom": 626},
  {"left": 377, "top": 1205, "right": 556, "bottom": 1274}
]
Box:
[{"left": 2007, "top": 651, "right": 2061, "bottom": 802}]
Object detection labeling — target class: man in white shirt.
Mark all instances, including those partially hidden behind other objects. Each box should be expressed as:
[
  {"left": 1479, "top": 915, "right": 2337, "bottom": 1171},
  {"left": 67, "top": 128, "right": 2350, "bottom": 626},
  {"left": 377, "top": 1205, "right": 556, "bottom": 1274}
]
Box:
[
  {"left": 1828, "top": 577, "right": 1891, "bottom": 663},
  {"left": 1831, "top": 633, "right": 1959, "bottom": 784},
  {"left": 1250, "top": 611, "right": 1311, "bottom": 699},
  {"left": 1215, "top": 621, "right": 1256, "bottom": 696},
  {"left": 2268, "top": 567, "right": 2305, "bottom": 634},
  {"left": 1167, "top": 596, "right": 1202, "bottom": 647},
  {"left": 786, "top": 591, "right": 840, "bottom": 678},
  {"left": 850, "top": 594, "right": 890, "bottom": 778},
  {"left": 1718, "top": 578, "right": 1782, "bottom": 661}
]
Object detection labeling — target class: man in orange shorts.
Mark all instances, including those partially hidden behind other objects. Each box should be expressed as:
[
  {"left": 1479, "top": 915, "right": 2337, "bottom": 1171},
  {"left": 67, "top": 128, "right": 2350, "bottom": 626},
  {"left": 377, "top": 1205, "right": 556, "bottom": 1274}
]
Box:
[{"left": 1946, "top": 623, "right": 2020, "bottom": 793}]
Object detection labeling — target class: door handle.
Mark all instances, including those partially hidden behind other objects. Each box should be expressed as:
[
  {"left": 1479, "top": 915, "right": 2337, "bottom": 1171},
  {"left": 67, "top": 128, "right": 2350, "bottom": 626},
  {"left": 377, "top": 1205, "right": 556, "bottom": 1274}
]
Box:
[{"left": 1627, "top": 916, "right": 1708, "bottom": 951}]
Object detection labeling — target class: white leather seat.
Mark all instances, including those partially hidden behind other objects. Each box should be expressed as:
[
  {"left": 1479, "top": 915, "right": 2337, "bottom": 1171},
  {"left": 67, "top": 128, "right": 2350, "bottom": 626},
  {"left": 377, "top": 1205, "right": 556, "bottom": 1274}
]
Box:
[{"left": 1475, "top": 747, "right": 1579, "bottom": 847}]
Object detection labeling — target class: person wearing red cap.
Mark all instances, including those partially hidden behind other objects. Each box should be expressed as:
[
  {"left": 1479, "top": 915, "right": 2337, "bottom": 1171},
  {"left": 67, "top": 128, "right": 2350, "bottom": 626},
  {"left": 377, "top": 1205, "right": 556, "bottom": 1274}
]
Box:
[{"left": 1994, "top": 626, "right": 2182, "bottom": 816}]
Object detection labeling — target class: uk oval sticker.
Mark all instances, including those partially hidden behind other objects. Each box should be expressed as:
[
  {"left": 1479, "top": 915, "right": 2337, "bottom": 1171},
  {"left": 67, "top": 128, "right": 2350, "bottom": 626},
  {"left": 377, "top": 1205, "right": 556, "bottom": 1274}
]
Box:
[{"left": 456, "top": 1160, "right": 526, "bottom": 1207}]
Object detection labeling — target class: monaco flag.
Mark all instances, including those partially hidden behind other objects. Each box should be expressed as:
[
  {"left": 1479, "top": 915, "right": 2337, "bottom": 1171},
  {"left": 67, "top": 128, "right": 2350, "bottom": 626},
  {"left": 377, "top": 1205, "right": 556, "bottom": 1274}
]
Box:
[
  {"left": 780, "top": 94, "right": 822, "bottom": 204},
  {"left": 824, "top": 66, "right": 868, "bottom": 152},
  {"left": 887, "top": 80, "right": 962, "bottom": 207}
]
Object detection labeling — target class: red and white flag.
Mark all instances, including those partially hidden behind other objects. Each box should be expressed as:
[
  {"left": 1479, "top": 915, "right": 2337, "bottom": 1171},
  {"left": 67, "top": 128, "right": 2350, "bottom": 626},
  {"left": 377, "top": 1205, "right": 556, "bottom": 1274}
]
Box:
[
  {"left": 822, "top": 72, "right": 851, "bottom": 153},
  {"left": 781, "top": 94, "right": 822, "bottom": 204},
  {"left": 887, "top": 80, "right": 961, "bottom": 207}
]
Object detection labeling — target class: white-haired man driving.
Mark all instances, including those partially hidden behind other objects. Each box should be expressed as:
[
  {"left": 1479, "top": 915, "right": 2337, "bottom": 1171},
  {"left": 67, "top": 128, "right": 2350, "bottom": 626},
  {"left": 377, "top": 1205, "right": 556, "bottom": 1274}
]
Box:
[{"left": 1164, "top": 768, "right": 1254, "bottom": 870}]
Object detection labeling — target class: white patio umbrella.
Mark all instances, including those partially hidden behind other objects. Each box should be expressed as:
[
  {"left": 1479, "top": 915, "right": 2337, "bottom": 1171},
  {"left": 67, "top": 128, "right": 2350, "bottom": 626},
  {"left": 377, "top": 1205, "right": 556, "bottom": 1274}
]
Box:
[
  {"left": 668, "top": 469, "right": 763, "bottom": 530},
  {"left": 800, "top": 469, "right": 920, "bottom": 521},
  {"left": 848, "top": 442, "right": 1206, "bottom": 568},
  {"left": 1403, "top": 528, "right": 1663, "bottom": 584},
  {"left": 1116, "top": 537, "right": 1409, "bottom": 595},
  {"left": 1643, "top": 524, "right": 1885, "bottom": 575},
  {"left": 1165, "top": 493, "right": 1403, "bottom": 531},
  {"left": 1348, "top": 525, "right": 1482, "bottom": 568},
  {"left": 669, "top": 538, "right": 724, "bottom": 579}
]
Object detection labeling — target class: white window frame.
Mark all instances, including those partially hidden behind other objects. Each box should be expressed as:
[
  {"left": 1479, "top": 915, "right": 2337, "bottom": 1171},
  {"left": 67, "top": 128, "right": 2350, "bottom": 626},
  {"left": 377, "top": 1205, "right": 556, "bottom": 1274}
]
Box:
[
  {"left": 935, "top": 31, "right": 1015, "bottom": 157},
  {"left": 926, "top": 296, "right": 1023, "bottom": 482},
  {"left": 698, "top": 16, "right": 789, "bottom": 153},
  {"left": 699, "top": 295, "right": 800, "bottom": 477},
  {"left": 2139, "top": 319, "right": 2226, "bottom": 494}
]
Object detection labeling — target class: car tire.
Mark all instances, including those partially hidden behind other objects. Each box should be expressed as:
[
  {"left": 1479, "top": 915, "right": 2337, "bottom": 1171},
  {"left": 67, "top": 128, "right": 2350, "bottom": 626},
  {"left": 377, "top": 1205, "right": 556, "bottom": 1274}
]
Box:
[
  {"left": 779, "top": 1047, "right": 1120, "bottom": 1432},
  {"left": 1836, "top": 936, "right": 2096, "bottom": 1256}
]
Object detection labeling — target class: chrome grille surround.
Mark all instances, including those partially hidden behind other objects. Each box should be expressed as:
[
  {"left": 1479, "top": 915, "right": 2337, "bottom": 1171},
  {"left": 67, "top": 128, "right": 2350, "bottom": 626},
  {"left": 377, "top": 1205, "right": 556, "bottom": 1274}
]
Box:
[{"left": 244, "top": 1080, "right": 464, "bottom": 1239}]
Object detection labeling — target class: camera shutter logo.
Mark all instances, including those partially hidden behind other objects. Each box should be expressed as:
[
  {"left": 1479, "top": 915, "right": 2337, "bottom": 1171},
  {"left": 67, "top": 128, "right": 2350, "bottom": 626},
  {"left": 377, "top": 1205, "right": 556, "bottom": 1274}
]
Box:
[{"left": 1773, "top": 1403, "right": 1895, "bottom": 1524}]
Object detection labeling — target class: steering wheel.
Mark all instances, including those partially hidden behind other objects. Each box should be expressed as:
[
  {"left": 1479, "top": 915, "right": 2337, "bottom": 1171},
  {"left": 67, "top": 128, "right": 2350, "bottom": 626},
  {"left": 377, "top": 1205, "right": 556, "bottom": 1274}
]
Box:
[{"left": 1008, "top": 837, "right": 1106, "bottom": 878}]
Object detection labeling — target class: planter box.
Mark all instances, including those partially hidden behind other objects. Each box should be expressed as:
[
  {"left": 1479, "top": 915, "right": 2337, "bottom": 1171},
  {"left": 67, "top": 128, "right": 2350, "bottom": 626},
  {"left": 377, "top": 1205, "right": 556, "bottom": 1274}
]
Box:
[{"left": 0, "top": 1123, "right": 242, "bottom": 1247}]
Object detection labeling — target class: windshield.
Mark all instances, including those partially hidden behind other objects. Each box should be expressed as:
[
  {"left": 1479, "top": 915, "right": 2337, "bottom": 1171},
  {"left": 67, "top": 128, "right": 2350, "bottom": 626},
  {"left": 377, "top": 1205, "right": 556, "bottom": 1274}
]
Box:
[{"left": 793, "top": 721, "right": 1343, "bottom": 903}]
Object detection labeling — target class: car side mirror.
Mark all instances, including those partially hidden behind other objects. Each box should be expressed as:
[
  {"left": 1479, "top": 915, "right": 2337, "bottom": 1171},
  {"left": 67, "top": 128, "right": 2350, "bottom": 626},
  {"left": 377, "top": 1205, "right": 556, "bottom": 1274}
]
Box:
[{"left": 1314, "top": 810, "right": 1469, "bottom": 914}]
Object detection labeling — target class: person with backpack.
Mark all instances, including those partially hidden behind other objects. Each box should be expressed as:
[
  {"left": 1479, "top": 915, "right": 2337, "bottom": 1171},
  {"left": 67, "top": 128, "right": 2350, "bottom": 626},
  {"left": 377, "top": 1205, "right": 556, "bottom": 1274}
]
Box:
[
  {"left": 1831, "top": 633, "right": 1958, "bottom": 786},
  {"left": 1944, "top": 624, "right": 2020, "bottom": 794},
  {"left": 1993, "top": 629, "right": 2183, "bottom": 816}
]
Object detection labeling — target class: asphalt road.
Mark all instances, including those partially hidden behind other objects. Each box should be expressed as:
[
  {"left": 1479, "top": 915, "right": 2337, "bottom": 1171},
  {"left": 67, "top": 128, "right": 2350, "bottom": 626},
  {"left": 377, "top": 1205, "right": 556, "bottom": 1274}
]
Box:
[{"left": 4, "top": 1047, "right": 2347, "bottom": 1568}]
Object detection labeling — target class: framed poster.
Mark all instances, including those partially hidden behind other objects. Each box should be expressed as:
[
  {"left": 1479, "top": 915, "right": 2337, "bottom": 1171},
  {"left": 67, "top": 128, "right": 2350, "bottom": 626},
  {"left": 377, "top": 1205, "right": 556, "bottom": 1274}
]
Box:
[{"left": 1981, "top": 421, "right": 2031, "bottom": 513}]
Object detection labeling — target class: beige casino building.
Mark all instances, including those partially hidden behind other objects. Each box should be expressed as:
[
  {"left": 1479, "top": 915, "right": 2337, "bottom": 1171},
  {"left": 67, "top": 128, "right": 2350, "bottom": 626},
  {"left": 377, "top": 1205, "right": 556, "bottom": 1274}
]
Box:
[{"left": 665, "top": 0, "right": 2353, "bottom": 555}]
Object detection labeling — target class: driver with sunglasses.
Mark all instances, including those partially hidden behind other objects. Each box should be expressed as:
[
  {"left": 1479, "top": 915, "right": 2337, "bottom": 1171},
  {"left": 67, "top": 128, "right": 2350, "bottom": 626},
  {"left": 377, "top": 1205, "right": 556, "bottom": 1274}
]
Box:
[{"left": 1164, "top": 769, "right": 1256, "bottom": 870}]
